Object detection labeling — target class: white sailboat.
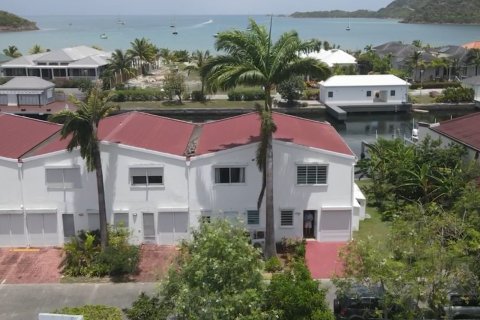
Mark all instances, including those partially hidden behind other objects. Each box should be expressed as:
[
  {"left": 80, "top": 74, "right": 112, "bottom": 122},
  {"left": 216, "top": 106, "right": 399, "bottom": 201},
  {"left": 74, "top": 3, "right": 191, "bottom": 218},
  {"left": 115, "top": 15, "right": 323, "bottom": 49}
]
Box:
[{"left": 346, "top": 18, "right": 351, "bottom": 31}]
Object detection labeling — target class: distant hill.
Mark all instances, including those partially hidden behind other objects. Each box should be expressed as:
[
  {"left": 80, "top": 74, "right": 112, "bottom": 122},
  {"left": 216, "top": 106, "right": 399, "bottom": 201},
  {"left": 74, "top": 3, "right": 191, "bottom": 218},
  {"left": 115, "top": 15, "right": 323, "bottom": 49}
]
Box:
[
  {"left": 291, "top": 0, "right": 480, "bottom": 24},
  {"left": 0, "top": 11, "right": 38, "bottom": 32}
]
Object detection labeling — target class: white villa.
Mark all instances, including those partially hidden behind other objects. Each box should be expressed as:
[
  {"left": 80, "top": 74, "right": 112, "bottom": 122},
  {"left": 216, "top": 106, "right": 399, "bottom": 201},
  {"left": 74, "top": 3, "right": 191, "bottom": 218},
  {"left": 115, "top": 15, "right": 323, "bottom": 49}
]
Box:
[
  {"left": 319, "top": 74, "right": 410, "bottom": 107},
  {"left": 0, "top": 112, "right": 366, "bottom": 247},
  {"left": 462, "top": 76, "right": 480, "bottom": 105},
  {"left": 300, "top": 49, "right": 357, "bottom": 68},
  {"left": 0, "top": 46, "right": 110, "bottom": 80}
]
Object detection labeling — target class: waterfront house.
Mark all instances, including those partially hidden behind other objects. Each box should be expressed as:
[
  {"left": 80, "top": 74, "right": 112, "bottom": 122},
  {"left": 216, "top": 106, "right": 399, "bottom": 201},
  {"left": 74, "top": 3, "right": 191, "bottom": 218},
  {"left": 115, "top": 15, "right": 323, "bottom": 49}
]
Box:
[
  {"left": 462, "top": 76, "right": 480, "bottom": 105},
  {"left": 0, "top": 46, "right": 110, "bottom": 81},
  {"left": 0, "top": 111, "right": 365, "bottom": 247},
  {"left": 319, "top": 74, "right": 410, "bottom": 107},
  {"left": 418, "top": 112, "right": 480, "bottom": 161}
]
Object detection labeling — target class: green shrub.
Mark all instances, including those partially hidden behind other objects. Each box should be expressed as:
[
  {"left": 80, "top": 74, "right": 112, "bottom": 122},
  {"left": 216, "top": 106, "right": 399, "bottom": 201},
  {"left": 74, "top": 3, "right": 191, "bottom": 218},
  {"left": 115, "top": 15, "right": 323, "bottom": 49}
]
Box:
[
  {"left": 277, "top": 76, "right": 305, "bottom": 104},
  {"left": 55, "top": 305, "right": 123, "bottom": 320},
  {"left": 435, "top": 87, "right": 474, "bottom": 103},
  {"left": 302, "top": 88, "right": 319, "bottom": 100},
  {"left": 111, "top": 88, "right": 166, "bottom": 102},
  {"left": 124, "top": 292, "right": 164, "bottom": 320},
  {"left": 265, "top": 256, "right": 283, "bottom": 272},
  {"left": 227, "top": 87, "right": 265, "bottom": 101},
  {"left": 61, "top": 227, "right": 139, "bottom": 277},
  {"left": 410, "top": 81, "right": 461, "bottom": 89},
  {"left": 190, "top": 90, "right": 206, "bottom": 102},
  {"left": 278, "top": 238, "right": 306, "bottom": 259}
]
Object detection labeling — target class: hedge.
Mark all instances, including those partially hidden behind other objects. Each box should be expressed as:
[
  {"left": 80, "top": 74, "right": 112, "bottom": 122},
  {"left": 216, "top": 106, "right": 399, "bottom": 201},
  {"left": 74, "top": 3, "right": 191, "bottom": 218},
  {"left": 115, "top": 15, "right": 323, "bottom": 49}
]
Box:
[
  {"left": 55, "top": 305, "right": 123, "bottom": 320},
  {"left": 111, "top": 88, "right": 166, "bottom": 102},
  {"left": 410, "top": 81, "right": 461, "bottom": 89},
  {"left": 227, "top": 88, "right": 265, "bottom": 101}
]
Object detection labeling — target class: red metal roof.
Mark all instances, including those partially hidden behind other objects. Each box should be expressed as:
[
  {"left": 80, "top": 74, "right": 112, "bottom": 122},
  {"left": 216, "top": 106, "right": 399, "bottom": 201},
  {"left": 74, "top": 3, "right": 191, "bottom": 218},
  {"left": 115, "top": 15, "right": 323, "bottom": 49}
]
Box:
[
  {"left": 195, "top": 112, "right": 354, "bottom": 156},
  {"left": 463, "top": 41, "right": 480, "bottom": 49},
  {"left": 0, "top": 113, "right": 61, "bottom": 159},
  {"left": 431, "top": 112, "right": 480, "bottom": 151},
  {"left": 31, "top": 112, "right": 196, "bottom": 157}
]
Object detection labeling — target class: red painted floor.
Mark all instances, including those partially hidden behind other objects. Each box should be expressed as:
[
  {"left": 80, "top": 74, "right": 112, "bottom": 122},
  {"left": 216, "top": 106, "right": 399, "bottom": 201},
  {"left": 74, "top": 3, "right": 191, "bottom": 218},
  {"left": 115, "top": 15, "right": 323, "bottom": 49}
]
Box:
[
  {"left": 305, "top": 241, "right": 346, "bottom": 279},
  {"left": 0, "top": 244, "right": 178, "bottom": 284}
]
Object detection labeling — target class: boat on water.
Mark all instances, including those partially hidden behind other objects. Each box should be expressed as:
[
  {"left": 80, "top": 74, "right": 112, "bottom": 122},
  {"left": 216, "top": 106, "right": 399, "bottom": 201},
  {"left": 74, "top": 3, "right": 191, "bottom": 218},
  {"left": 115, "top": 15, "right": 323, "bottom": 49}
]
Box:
[
  {"left": 100, "top": 33, "right": 108, "bottom": 39},
  {"left": 346, "top": 18, "right": 351, "bottom": 31},
  {"left": 117, "top": 19, "right": 125, "bottom": 25}
]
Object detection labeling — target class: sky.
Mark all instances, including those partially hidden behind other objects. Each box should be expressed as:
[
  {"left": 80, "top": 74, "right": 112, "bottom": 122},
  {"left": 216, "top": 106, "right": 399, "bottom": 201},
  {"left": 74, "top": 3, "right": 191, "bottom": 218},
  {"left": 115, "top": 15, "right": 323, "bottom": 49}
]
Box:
[{"left": 3, "top": 0, "right": 393, "bottom": 16}]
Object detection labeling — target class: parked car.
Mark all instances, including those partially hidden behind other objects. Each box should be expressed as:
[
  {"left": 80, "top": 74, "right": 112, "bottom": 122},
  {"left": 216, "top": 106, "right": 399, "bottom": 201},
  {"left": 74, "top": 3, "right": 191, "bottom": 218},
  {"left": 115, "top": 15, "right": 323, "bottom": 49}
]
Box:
[
  {"left": 444, "top": 293, "right": 480, "bottom": 320},
  {"left": 334, "top": 284, "right": 385, "bottom": 320}
]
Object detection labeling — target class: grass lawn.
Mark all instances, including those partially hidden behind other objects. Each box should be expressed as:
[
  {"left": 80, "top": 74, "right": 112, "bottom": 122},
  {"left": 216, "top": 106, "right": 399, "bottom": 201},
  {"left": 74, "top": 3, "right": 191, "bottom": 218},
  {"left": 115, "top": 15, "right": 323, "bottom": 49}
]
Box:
[
  {"left": 411, "top": 94, "right": 437, "bottom": 104},
  {"left": 114, "top": 100, "right": 264, "bottom": 110},
  {"left": 353, "top": 180, "right": 391, "bottom": 246}
]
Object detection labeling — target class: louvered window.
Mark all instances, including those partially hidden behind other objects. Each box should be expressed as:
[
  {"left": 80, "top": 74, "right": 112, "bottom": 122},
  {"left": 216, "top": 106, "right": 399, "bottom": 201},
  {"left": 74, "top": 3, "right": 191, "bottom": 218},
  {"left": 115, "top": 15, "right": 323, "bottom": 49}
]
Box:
[
  {"left": 280, "top": 210, "right": 294, "bottom": 227},
  {"left": 247, "top": 210, "right": 260, "bottom": 225},
  {"left": 297, "top": 165, "right": 328, "bottom": 185},
  {"left": 130, "top": 167, "right": 163, "bottom": 186}
]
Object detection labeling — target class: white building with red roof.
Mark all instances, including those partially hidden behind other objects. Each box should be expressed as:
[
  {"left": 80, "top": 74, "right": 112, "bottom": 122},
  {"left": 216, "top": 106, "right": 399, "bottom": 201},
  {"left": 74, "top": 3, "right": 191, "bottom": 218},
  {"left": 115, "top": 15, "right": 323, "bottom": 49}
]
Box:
[{"left": 0, "top": 111, "right": 365, "bottom": 247}]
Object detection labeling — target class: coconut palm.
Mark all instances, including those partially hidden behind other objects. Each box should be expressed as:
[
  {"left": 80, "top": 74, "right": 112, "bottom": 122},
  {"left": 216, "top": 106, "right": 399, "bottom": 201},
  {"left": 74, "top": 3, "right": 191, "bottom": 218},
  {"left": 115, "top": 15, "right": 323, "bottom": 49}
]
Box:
[
  {"left": 49, "top": 85, "right": 117, "bottom": 250},
  {"left": 201, "top": 18, "right": 330, "bottom": 258},
  {"left": 409, "top": 50, "right": 423, "bottom": 82},
  {"left": 106, "top": 49, "right": 136, "bottom": 84},
  {"left": 3, "top": 45, "right": 22, "bottom": 58},
  {"left": 127, "top": 37, "right": 157, "bottom": 75},
  {"left": 185, "top": 50, "right": 211, "bottom": 97},
  {"left": 29, "top": 44, "right": 45, "bottom": 54}
]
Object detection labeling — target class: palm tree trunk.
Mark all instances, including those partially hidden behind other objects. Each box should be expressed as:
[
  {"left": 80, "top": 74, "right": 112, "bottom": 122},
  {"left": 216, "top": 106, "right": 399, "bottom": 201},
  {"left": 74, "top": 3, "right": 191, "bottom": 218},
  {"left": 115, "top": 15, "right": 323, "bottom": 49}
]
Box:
[
  {"left": 264, "top": 131, "right": 276, "bottom": 259},
  {"left": 93, "top": 140, "right": 108, "bottom": 250}
]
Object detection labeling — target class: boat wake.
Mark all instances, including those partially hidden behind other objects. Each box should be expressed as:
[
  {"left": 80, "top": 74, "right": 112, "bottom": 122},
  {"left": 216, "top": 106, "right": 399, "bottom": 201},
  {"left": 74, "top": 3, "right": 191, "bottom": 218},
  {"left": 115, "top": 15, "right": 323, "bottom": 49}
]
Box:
[{"left": 189, "top": 19, "right": 213, "bottom": 29}]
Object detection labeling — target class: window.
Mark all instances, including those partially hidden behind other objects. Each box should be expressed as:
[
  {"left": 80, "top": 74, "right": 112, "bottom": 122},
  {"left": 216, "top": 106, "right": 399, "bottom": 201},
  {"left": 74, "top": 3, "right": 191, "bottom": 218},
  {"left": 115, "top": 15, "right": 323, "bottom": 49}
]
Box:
[
  {"left": 328, "top": 91, "right": 334, "bottom": 98},
  {"left": 280, "top": 210, "right": 294, "bottom": 227},
  {"left": 366, "top": 90, "right": 372, "bottom": 97},
  {"left": 297, "top": 165, "right": 328, "bottom": 185},
  {"left": 62, "top": 214, "right": 75, "bottom": 238},
  {"left": 114, "top": 212, "right": 129, "bottom": 228},
  {"left": 247, "top": 210, "right": 260, "bottom": 225},
  {"left": 130, "top": 167, "right": 163, "bottom": 186},
  {"left": 214, "top": 167, "right": 245, "bottom": 184},
  {"left": 46, "top": 168, "right": 81, "bottom": 189},
  {"left": 390, "top": 90, "right": 396, "bottom": 96}
]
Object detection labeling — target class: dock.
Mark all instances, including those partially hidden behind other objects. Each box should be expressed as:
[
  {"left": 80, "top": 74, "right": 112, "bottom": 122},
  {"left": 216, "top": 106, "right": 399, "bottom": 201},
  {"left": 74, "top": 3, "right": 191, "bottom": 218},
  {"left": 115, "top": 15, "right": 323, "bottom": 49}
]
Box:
[{"left": 325, "top": 103, "right": 412, "bottom": 121}]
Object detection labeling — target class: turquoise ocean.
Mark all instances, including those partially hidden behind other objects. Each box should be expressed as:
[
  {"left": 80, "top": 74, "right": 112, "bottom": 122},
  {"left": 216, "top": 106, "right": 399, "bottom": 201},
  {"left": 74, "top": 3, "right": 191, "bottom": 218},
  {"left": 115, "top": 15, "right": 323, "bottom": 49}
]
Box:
[{"left": 1, "top": 15, "right": 480, "bottom": 54}]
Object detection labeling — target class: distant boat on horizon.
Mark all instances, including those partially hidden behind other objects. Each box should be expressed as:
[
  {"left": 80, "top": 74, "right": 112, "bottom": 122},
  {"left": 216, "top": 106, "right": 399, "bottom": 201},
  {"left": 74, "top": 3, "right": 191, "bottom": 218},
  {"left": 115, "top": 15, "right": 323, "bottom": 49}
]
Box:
[
  {"left": 100, "top": 33, "right": 108, "bottom": 39},
  {"left": 117, "top": 19, "right": 125, "bottom": 25}
]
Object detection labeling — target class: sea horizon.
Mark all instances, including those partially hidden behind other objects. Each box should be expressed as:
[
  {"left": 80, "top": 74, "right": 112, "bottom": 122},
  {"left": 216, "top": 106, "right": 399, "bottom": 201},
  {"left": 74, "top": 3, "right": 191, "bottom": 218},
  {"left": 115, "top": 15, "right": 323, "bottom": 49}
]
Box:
[{"left": 1, "top": 15, "right": 479, "bottom": 54}]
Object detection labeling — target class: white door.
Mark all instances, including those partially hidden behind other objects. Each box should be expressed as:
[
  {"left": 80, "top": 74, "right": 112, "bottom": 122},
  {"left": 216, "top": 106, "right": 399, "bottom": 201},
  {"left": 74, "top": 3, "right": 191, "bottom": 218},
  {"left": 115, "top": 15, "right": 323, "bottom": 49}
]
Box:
[
  {"left": 143, "top": 213, "right": 156, "bottom": 243},
  {"left": 26, "top": 213, "right": 58, "bottom": 246},
  {"left": 7, "top": 94, "right": 17, "bottom": 106},
  {"left": 0, "top": 214, "right": 26, "bottom": 247},
  {"left": 318, "top": 210, "right": 351, "bottom": 242},
  {"left": 157, "top": 212, "right": 189, "bottom": 245}
]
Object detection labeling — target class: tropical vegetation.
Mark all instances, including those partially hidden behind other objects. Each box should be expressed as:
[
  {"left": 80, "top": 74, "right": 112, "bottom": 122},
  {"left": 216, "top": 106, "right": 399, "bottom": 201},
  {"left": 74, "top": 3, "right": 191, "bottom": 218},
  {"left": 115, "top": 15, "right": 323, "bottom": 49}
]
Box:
[
  {"left": 0, "top": 10, "right": 37, "bottom": 31},
  {"left": 2, "top": 45, "right": 22, "bottom": 58},
  {"left": 49, "top": 85, "right": 117, "bottom": 249},
  {"left": 125, "top": 219, "right": 333, "bottom": 320},
  {"left": 55, "top": 305, "right": 123, "bottom": 320},
  {"left": 201, "top": 18, "right": 330, "bottom": 258},
  {"left": 339, "top": 137, "right": 480, "bottom": 319},
  {"left": 127, "top": 37, "right": 158, "bottom": 75}
]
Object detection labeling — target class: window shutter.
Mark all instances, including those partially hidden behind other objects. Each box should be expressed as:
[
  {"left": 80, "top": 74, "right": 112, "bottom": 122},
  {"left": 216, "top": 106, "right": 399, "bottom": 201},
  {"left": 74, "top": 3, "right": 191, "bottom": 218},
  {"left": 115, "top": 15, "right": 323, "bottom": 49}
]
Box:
[
  {"left": 45, "top": 168, "right": 64, "bottom": 188},
  {"left": 280, "top": 210, "right": 294, "bottom": 226},
  {"left": 63, "top": 168, "right": 81, "bottom": 188},
  {"left": 247, "top": 210, "right": 260, "bottom": 225}
]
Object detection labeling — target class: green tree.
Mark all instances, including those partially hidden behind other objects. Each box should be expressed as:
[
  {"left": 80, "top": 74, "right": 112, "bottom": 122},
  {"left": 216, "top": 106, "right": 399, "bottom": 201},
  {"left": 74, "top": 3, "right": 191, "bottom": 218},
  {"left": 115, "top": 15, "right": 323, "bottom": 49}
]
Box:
[
  {"left": 106, "top": 49, "right": 136, "bottom": 85},
  {"left": 171, "top": 50, "right": 190, "bottom": 63},
  {"left": 29, "top": 44, "right": 45, "bottom": 54},
  {"left": 277, "top": 76, "right": 305, "bottom": 105},
  {"left": 126, "top": 219, "right": 269, "bottom": 320},
  {"left": 49, "top": 86, "right": 117, "bottom": 249},
  {"left": 185, "top": 50, "right": 211, "bottom": 98},
  {"left": 127, "top": 37, "right": 157, "bottom": 75},
  {"left": 157, "top": 48, "right": 173, "bottom": 65},
  {"left": 162, "top": 71, "right": 186, "bottom": 103},
  {"left": 3, "top": 45, "right": 21, "bottom": 58},
  {"left": 201, "top": 18, "right": 330, "bottom": 258},
  {"left": 409, "top": 50, "right": 423, "bottom": 82},
  {"left": 266, "top": 261, "right": 334, "bottom": 320}
]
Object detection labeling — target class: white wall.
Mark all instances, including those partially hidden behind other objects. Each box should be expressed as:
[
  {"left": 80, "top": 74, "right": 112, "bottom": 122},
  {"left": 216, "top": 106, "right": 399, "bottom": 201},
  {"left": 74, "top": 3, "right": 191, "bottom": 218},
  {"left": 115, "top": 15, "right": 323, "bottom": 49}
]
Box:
[
  {"left": 319, "top": 85, "right": 409, "bottom": 106},
  {"left": 189, "top": 141, "right": 356, "bottom": 241},
  {"left": 0, "top": 159, "right": 23, "bottom": 211}
]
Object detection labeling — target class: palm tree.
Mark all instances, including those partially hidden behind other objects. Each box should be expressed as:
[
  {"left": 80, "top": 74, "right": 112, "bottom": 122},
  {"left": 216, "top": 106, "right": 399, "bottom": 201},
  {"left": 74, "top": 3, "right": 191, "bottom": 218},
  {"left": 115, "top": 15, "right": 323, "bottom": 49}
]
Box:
[
  {"left": 49, "top": 85, "right": 117, "bottom": 250},
  {"left": 106, "top": 49, "right": 136, "bottom": 84},
  {"left": 158, "top": 48, "right": 173, "bottom": 65},
  {"left": 410, "top": 50, "right": 422, "bottom": 82},
  {"left": 201, "top": 18, "right": 330, "bottom": 258},
  {"left": 29, "top": 44, "right": 45, "bottom": 54},
  {"left": 3, "top": 45, "right": 22, "bottom": 58},
  {"left": 185, "top": 50, "right": 211, "bottom": 97},
  {"left": 127, "top": 37, "right": 157, "bottom": 75},
  {"left": 430, "top": 57, "right": 449, "bottom": 80}
]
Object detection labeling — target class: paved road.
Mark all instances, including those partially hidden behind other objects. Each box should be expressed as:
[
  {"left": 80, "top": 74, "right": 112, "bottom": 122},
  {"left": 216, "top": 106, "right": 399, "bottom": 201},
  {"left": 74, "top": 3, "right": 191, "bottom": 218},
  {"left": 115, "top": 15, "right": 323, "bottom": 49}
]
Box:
[
  {"left": 0, "top": 281, "right": 336, "bottom": 319},
  {"left": 0, "top": 283, "right": 157, "bottom": 320}
]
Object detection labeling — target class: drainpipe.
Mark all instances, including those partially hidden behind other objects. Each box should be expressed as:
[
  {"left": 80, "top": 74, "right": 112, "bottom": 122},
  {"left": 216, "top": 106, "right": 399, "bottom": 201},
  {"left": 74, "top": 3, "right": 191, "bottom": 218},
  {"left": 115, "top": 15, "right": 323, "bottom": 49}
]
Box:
[{"left": 17, "top": 159, "right": 29, "bottom": 247}]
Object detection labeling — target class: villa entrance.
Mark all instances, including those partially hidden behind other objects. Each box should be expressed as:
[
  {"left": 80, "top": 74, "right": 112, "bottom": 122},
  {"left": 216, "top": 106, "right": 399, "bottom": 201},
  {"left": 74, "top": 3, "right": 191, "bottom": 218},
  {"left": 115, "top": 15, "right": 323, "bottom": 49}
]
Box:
[{"left": 303, "top": 210, "right": 316, "bottom": 239}]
